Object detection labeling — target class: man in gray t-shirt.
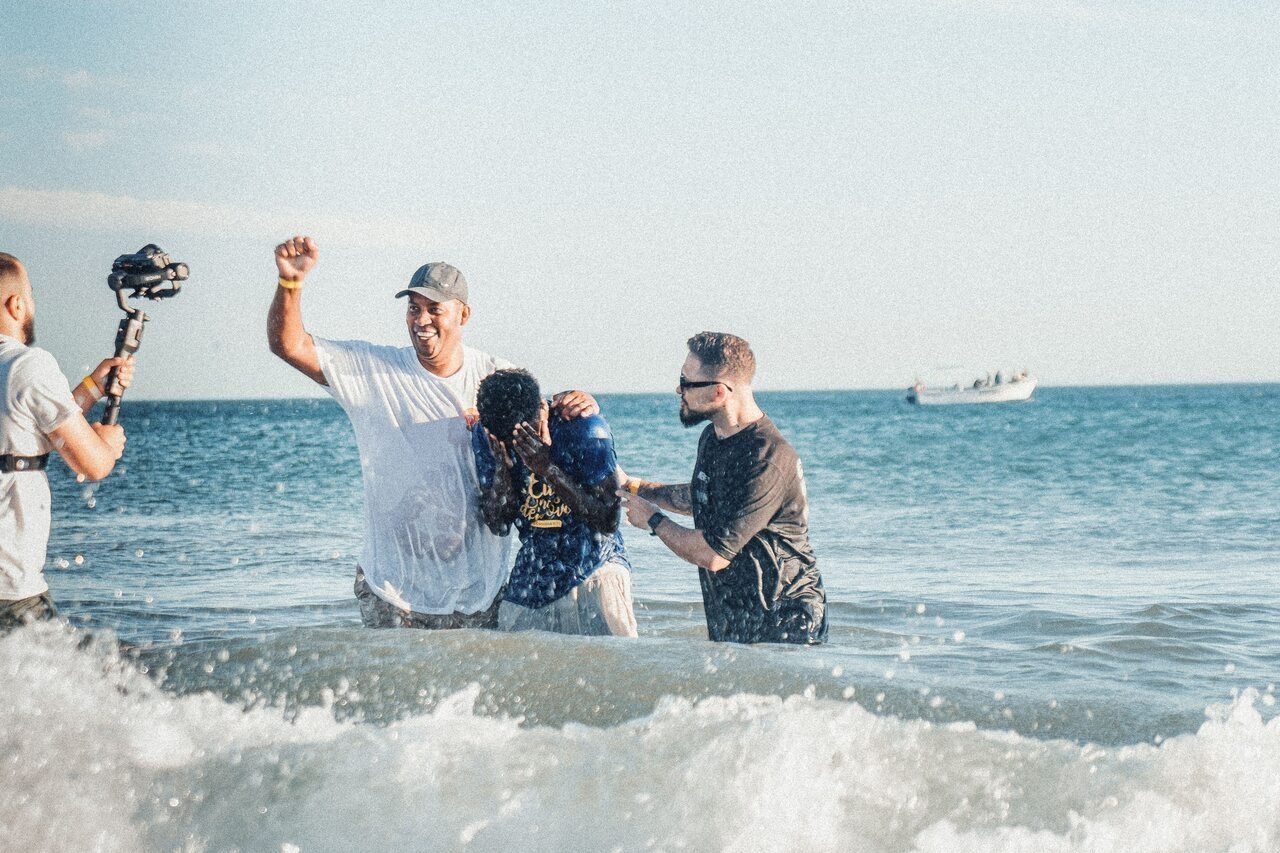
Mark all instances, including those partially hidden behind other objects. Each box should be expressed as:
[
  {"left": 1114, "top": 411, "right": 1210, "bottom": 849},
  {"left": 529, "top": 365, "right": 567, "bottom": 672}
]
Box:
[{"left": 619, "top": 331, "right": 827, "bottom": 644}]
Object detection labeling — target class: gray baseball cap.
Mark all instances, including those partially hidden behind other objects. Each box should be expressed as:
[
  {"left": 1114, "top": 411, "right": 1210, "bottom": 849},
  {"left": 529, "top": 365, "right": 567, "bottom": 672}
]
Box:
[{"left": 396, "top": 262, "right": 469, "bottom": 304}]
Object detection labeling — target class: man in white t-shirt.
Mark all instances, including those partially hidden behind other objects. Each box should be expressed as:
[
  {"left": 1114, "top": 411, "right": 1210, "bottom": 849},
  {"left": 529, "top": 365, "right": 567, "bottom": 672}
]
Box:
[
  {"left": 266, "top": 236, "right": 595, "bottom": 629},
  {"left": 1, "top": 253, "right": 132, "bottom": 631}
]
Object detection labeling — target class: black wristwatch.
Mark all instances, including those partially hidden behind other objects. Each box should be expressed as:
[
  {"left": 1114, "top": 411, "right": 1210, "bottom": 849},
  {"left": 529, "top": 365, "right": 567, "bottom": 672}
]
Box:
[{"left": 647, "top": 511, "right": 667, "bottom": 536}]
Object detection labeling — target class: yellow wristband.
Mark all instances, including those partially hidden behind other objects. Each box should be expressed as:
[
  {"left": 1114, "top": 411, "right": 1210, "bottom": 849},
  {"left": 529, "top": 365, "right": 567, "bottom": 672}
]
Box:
[
  {"left": 78, "top": 375, "right": 102, "bottom": 399},
  {"left": 627, "top": 479, "right": 643, "bottom": 495},
  {"left": 278, "top": 276, "right": 303, "bottom": 290}
]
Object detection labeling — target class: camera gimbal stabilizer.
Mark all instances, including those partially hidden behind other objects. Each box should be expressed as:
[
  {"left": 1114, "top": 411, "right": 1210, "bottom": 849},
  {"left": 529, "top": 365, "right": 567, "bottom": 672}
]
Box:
[{"left": 103, "top": 245, "right": 189, "bottom": 425}]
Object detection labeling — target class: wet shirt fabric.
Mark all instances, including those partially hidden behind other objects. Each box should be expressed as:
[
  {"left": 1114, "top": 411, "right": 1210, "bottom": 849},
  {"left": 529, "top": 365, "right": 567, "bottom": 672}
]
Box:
[
  {"left": 691, "top": 415, "right": 827, "bottom": 644},
  {"left": 472, "top": 414, "right": 628, "bottom": 609},
  {"left": 0, "top": 336, "right": 79, "bottom": 601},
  {"left": 314, "top": 338, "right": 513, "bottom": 615}
]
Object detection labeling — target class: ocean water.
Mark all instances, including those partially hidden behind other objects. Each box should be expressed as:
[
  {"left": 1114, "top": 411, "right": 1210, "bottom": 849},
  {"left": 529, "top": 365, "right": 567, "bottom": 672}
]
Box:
[{"left": 4, "top": 385, "right": 1279, "bottom": 852}]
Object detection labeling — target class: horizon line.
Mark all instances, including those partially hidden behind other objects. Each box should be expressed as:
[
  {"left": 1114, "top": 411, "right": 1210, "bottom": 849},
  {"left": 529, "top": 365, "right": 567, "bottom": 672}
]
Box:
[{"left": 102, "top": 379, "right": 1280, "bottom": 404}]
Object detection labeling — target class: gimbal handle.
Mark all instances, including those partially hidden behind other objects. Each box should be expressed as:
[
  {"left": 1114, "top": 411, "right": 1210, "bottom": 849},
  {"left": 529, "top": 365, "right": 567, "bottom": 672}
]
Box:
[{"left": 101, "top": 308, "right": 147, "bottom": 426}]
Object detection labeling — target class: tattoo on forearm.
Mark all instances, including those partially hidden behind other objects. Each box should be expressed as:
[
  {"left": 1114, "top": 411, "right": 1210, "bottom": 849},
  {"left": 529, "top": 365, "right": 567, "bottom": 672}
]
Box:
[{"left": 644, "top": 483, "right": 692, "bottom": 513}]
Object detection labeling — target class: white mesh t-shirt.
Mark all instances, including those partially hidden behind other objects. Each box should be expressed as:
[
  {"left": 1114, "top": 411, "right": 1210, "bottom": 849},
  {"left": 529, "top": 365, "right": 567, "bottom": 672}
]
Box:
[{"left": 314, "top": 338, "right": 513, "bottom": 615}]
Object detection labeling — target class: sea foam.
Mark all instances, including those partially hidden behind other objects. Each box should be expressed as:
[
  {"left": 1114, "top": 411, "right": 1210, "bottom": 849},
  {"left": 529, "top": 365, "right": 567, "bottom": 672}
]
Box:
[{"left": 4, "top": 626, "right": 1279, "bottom": 852}]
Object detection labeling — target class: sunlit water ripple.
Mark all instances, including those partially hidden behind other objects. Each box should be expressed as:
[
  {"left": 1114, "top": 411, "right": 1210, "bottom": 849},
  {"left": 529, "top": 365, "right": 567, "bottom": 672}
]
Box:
[{"left": 6, "top": 384, "right": 1278, "bottom": 851}]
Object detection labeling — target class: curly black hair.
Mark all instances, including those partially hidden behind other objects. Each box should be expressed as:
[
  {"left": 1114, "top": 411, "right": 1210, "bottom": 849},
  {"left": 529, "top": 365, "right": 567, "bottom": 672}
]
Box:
[{"left": 476, "top": 368, "right": 542, "bottom": 440}]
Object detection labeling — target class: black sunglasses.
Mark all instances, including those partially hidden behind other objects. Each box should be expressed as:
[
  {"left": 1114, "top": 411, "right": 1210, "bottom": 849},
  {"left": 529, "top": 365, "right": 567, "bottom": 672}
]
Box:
[{"left": 678, "top": 375, "right": 733, "bottom": 393}]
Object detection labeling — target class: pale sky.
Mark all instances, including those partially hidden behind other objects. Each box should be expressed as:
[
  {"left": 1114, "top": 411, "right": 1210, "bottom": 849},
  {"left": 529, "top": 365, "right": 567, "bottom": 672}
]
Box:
[{"left": 1, "top": 0, "right": 1276, "bottom": 399}]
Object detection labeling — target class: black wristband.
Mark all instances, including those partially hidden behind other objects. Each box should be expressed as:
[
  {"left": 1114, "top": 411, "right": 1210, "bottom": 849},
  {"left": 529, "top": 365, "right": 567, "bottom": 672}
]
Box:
[{"left": 647, "top": 511, "right": 667, "bottom": 536}]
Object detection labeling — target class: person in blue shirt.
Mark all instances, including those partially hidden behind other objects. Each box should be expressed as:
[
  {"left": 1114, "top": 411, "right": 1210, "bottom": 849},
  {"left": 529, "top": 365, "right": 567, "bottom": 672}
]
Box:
[{"left": 472, "top": 369, "right": 637, "bottom": 637}]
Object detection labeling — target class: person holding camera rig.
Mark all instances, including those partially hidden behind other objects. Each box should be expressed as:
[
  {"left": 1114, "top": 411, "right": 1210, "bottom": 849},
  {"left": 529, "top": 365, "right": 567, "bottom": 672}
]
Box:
[{"left": 1, "top": 252, "right": 134, "bottom": 630}]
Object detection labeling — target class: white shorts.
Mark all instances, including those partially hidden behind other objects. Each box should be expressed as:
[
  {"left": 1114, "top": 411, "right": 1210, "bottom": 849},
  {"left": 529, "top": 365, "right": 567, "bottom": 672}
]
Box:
[{"left": 498, "top": 559, "right": 638, "bottom": 638}]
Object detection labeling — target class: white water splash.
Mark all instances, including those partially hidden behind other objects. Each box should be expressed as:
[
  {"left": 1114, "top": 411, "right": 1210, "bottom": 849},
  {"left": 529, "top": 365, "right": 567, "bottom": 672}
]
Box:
[{"left": 3, "top": 626, "right": 1279, "bottom": 852}]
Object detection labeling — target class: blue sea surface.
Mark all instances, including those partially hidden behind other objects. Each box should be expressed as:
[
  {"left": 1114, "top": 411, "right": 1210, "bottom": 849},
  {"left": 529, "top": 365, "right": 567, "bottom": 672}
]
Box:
[
  {"left": 41, "top": 385, "right": 1280, "bottom": 733},
  {"left": 8, "top": 384, "right": 1280, "bottom": 851}
]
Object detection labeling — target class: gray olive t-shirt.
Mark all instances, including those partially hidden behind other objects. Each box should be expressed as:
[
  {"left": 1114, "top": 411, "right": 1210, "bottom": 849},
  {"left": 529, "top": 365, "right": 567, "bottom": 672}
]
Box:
[{"left": 691, "top": 415, "right": 827, "bottom": 644}]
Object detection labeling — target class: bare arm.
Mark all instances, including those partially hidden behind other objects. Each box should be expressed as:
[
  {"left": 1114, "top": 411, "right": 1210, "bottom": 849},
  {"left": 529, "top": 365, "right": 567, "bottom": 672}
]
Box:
[
  {"left": 511, "top": 405, "right": 620, "bottom": 535},
  {"left": 639, "top": 482, "right": 693, "bottom": 515},
  {"left": 651, "top": 515, "right": 730, "bottom": 571},
  {"left": 478, "top": 483, "right": 518, "bottom": 535},
  {"left": 618, "top": 490, "right": 730, "bottom": 571},
  {"left": 479, "top": 432, "right": 520, "bottom": 535},
  {"left": 72, "top": 357, "right": 135, "bottom": 415},
  {"left": 618, "top": 473, "right": 693, "bottom": 516},
  {"left": 541, "top": 466, "right": 621, "bottom": 534},
  {"left": 48, "top": 415, "right": 125, "bottom": 481},
  {"left": 267, "top": 235, "right": 326, "bottom": 386}
]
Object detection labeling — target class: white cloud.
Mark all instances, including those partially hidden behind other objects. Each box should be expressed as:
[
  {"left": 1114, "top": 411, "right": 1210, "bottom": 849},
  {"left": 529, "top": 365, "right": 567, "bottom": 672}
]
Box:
[
  {"left": 0, "top": 186, "right": 449, "bottom": 249},
  {"left": 62, "top": 107, "right": 134, "bottom": 153},
  {"left": 76, "top": 106, "right": 120, "bottom": 124},
  {"left": 15, "top": 64, "right": 121, "bottom": 91},
  {"left": 61, "top": 69, "right": 98, "bottom": 91},
  {"left": 181, "top": 140, "right": 258, "bottom": 162},
  {"left": 63, "top": 129, "right": 112, "bottom": 152},
  {"left": 939, "top": 0, "right": 1221, "bottom": 30}
]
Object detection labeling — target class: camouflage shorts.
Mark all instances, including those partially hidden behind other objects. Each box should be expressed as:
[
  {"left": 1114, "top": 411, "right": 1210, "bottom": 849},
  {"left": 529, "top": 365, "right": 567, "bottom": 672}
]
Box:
[
  {"left": 0, "top": 592, "right": 59, "bottom": 633},
  {"left": 354, "top": 568, "right": 501, "bottom": 630}
]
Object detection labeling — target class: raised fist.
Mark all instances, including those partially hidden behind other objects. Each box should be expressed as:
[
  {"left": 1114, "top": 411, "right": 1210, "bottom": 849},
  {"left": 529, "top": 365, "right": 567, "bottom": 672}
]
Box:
[{"left": 275, "top": 235, "right": 319, "bottom": 282}]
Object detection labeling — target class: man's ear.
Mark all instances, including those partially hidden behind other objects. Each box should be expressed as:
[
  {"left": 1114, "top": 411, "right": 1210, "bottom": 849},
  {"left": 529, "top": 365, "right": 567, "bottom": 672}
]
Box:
[
  {"left": 459, "top": 303, "right": 471, "bottom": 326},
  {"left": 2, "top": 292, "right": 22, "bottom": 323}
]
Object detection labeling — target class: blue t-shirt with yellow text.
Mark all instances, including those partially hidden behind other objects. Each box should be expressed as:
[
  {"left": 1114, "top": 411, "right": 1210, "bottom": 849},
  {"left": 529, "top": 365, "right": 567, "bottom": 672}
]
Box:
[{"left": 472, "top": 414, "right": 628, "bottom": 608}]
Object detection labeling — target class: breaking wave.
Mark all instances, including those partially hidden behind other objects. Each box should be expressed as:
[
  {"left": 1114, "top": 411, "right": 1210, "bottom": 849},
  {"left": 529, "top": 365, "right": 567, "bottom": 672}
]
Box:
[{"left": 4, "top": 625, "right": 1280, "bottom": 852}]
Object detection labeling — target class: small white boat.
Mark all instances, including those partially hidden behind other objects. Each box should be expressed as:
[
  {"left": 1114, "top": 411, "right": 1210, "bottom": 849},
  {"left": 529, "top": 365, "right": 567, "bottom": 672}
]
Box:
[{"left": 907, "top": 372, "right": 1036, "bottom": 405}]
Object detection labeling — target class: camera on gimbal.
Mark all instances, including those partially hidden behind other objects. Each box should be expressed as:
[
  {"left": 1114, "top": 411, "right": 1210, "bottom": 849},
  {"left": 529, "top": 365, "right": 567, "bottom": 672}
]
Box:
[
  {"left": 108, "top": 244, "right": 188, "bottom": 309},
  {"left": 100, "top": 244, "right": 190, "bottom": 425}
]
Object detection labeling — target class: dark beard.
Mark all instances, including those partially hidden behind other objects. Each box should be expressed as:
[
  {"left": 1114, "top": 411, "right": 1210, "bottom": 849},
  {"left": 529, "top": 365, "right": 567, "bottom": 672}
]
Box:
[
  {"left": 679, "top": 406, "right": 707, "bottom": 427},
  {"left": 22, "top": 314, "right": 34, "bottom": 345}
]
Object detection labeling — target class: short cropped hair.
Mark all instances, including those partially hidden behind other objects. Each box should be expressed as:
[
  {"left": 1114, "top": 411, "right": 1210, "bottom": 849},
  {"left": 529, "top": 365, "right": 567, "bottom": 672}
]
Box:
[
  {"left": 687, "top": 331, "right": 756, "bottom": 384},
  {"left": 0, "top": 253, "right": 23, "bottom": 287},
  {"left": 476, "top": 368, "right": 542, "bottom": 440}
]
